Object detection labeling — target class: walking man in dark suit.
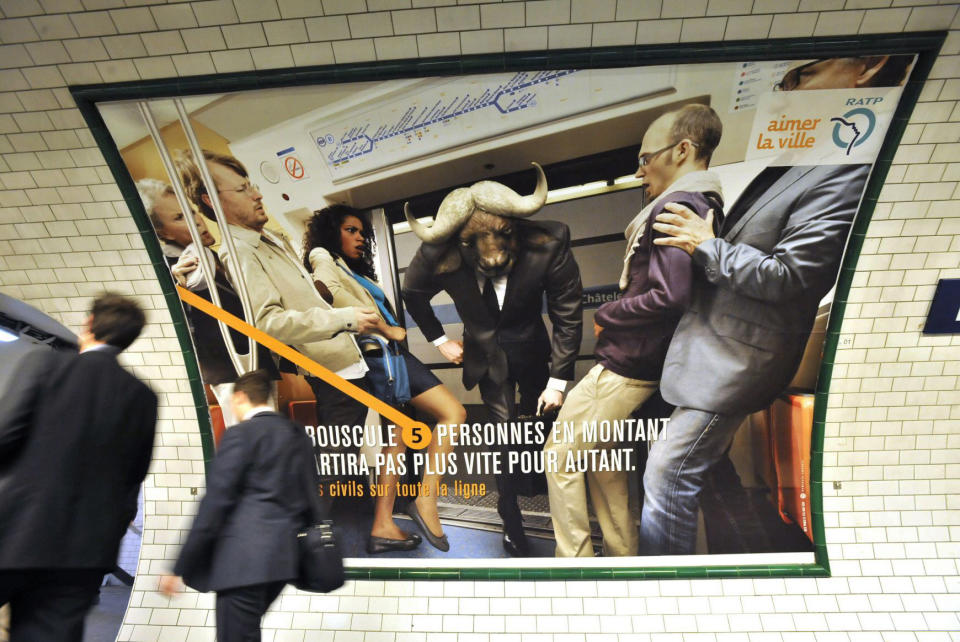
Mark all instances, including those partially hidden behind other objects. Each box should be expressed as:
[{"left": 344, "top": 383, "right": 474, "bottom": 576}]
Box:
[
  {"left": 0, "top": 293, "right": 157, "bottom": 642},
  {"left": 160, "top": 369, "right": 318, "bottom": 641}
]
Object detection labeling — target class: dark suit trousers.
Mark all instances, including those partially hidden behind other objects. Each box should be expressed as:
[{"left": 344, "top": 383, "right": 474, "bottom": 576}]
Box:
[
  {"left": 0, "top": 569, "right": 103, "bottom": 642},
  {"left": 477, "top": 362, "right": 548, "bottom": 540},
  {"left": 306, "top": 375, "right": 369, "bottom": 432},
  {"left": 306, "top": 375, "right": 371, "bottom": 513},
  {"left": 216, "top": 581, "right": 285, "bottom": 642}
]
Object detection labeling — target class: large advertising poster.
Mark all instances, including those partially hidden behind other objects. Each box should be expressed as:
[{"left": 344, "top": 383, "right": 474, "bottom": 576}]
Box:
[{"left": 96, "top": 53, "right": 915, "bottom": 569}]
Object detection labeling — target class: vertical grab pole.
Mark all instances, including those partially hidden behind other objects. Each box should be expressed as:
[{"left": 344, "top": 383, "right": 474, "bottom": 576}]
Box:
[{"left": 136, "top": 100, "right": 256, "bottom": 374}]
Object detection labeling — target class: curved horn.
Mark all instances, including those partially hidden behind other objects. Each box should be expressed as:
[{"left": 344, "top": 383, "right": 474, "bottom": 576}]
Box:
[
  {"left": 404, "top": 188, "right": 474, "bottom": 243},
  {"left": 471, "top": 162, "right": 548, "bottom": 219}
]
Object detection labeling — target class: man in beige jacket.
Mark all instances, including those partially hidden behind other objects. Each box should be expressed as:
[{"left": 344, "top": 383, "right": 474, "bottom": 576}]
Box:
[{"left": 176, "top": 150, "right": 379, "bottom": 434}]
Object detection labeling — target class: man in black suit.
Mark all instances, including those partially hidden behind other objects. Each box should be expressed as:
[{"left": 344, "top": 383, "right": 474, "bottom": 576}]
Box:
[
  {"left": 402, "top": 165, "right": 583, "bottom": 555},
  {"left": 161, "top": 369, "right": 317, "bottom": 641},
  {"left": 0, "top": 293, "right": 157, "bottom": 642}
]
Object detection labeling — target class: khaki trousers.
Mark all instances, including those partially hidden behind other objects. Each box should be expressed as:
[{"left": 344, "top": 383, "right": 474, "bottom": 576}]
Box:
[{"left": 545, "top": 364, "right": 656, "bottom": 557}]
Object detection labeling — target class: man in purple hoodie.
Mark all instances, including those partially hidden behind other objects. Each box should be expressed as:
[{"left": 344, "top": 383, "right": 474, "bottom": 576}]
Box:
[{"left": 545, "top": 104, "right": 724, "bottom": 557}]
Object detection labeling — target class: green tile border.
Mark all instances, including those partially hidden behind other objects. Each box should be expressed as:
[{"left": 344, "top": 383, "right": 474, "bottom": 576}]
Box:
[{"left": 70, "top": 31, "right": 945, "bottom": 581}]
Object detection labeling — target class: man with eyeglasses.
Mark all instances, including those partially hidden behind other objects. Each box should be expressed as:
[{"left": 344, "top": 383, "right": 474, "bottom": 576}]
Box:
[
  {"left": 774, "top": 55, "right": 913, "bottom": 92},
  {"left": 175, "top": 150, "right": 380, "bottom": 445},
  {"left": 544, "top": 104, "right": 724, "bottom": 557},
  {"left": 639, "top": 54, "right": 912, "bottom": 556}
]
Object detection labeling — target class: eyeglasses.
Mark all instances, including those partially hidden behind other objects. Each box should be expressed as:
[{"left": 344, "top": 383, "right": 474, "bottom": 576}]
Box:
[
  {"left": 637, "top": 140, "right": 698, "bottom": 168},
  {"left": 217, "top": 181, "right": 260, "bottom": 196},
  {"left": 774, "top": 59, "right": 829, "bottom": 91}
]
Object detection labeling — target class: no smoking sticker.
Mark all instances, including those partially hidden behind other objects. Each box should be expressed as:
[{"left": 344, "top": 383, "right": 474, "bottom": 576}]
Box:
[
  {"left": 276, "top": 146, "right": 309, "bottom": 182},
  {"left": 283, "top": 155, "right": 306, "bottom": 180}
]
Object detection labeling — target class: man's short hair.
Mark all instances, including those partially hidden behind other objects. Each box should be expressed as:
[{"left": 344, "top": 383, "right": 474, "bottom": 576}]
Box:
[
  {"left": 135, "top": 178, "right": 174, "bottom": 230},
  {"left": 667, "top": 104, "right": 723, "bottom": 165},
  {"left": 174, "top": 149, "right": 249, "bottom": 221},
  {"left": 90, "top": 293, "right": 146, "bottom": 351},
  {"left": 234, "top": 369, "right": 272, "bottom": 406}
]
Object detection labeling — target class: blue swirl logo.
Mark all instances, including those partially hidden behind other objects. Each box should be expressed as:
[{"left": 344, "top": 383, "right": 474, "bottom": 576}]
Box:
[{"left": 830, "top": 107, "right": 876, "bottom": 155}]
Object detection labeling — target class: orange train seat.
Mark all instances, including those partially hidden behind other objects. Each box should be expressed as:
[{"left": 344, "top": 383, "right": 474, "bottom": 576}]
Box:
[
  {"left": 764, "top": 393, "right": 815, "bottom": 542},
  {"left": 276, "top": 372, "right": 317, "bottom": 427},
  {"left": 209, "top": 405, "right": 226, "bottom": 448},
  {"left": 203, "top": 385, "right": 226, "bottom": 448}
]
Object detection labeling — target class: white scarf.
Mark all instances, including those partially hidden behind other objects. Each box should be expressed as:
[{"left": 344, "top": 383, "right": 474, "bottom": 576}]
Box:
[
  {"left": 619, "top": 170, "right": 723, "bottom": 290},
  {"left": 162, "top": 241, "right": 217, "bottom": 291}
]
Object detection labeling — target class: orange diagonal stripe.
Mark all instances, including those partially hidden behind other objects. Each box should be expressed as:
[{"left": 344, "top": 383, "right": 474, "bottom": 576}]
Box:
[{"left": 176, "top": 285, "right": 427, "bottom": 433}]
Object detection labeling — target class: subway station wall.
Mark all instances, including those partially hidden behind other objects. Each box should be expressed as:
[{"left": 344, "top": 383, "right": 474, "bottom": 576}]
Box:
[{"left": 0, "top": 1, "right": 958, "bottom": 640}]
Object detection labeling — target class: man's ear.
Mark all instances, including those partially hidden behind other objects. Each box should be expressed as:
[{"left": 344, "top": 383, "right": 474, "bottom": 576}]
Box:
[
  {"left": 82, "top": 314, "right": 94, "bottom": 338},
  {"left": 675, "top": 139, "right": 695, "bottom": 165},
  {"left": 201, "top": 192, "right": 212, "bottom": 211},
  {"left": 855, "top": 55, "right": 889, "bottom": 87}
]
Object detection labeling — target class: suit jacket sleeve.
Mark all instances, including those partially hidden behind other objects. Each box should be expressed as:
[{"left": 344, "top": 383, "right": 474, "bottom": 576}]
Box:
[
  {"left": 309, "top": 248, "right": 386, "bottom": 324},
  {"left": 174, "top": 425, "right": 250, "bottom": 577},
  {"left": 121, "top": 386, "right": 158, "bottom": 527},
  {"left": 309, "top": 248, "right": 350, "bottom": 305},
  {"left": 402, "top": 247, "right": 446, "bottom": 343},
  {"left": 595, "top": 197, "right": 704, "bottom": 331},
  {"left": 0, "top": 350, "right": 50, "bottom": 463},
  {"left": 693, "top": 164, "right": 869, "bottom": 303},
  {"left": 544, "top": 225, "right": 583, "bottom": 381}
]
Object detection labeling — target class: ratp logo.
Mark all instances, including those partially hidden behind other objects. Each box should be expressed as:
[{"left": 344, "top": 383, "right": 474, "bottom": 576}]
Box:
[{"left": 830, "top": 107, "right": 876, "bottom": 155}]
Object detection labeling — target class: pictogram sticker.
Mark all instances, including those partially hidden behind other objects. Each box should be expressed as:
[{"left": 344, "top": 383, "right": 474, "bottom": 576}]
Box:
[{"left": 284, "top": 155, "right": 305, "bottom": 180}]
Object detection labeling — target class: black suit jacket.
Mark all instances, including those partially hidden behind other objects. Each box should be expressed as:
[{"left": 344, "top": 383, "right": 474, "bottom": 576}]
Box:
[
  {"left": 165, "top": 254, "right": 281, "bottom": 384},
  {"left": 403, "top": 219, "right": 583, "bottom": 389},
  {"left": 174, "top": 411, "right": 315, "bottom": 593},
  {"left": 0, "top": 348, "right": 157, "bottom": 570}
]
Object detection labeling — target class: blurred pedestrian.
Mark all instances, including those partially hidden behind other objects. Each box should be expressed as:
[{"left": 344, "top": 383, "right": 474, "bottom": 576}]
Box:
[
  {"left": 0, "top": 293, "right": 157, "bottom": 642},
  {"left": 160, "top": 369, "right": 319, "bottom": 642}
]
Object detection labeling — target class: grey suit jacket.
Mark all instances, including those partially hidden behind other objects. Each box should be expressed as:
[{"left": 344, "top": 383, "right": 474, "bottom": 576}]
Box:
[{"left": 660, "top": 163, "right": 871, "bottom": 415}]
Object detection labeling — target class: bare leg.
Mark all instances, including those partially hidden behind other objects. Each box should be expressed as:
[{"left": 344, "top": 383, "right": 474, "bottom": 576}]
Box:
[
  {"left": 409, "top": 385, "right": 466, "bottom": 537},
  {"left": 369, "top": 438, "right": 411, "bottom": 541}
]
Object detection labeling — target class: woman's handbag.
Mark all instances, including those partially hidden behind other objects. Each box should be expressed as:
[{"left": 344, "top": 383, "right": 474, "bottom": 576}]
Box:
[
  {"left": 358, "top": 335, "right": 411, "bottom": 406},
  {"left": 294, "top": 443, "right": 345, "bottom": 593}
]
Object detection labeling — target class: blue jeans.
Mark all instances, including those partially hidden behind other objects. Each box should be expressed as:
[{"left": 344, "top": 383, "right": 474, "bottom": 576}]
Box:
[{"left": 639, "top": 407, "right": 746, "bottom": 555}]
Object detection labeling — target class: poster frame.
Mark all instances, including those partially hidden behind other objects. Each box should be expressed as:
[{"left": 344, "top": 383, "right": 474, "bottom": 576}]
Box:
[{"left": 72, "top": 31, "right": 946, "bottom": 580}]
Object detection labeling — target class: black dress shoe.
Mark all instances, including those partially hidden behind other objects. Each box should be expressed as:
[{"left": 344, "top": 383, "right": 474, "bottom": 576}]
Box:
[
  {"left": 405, "top": 501, "right": 450, "bottom": 552},
  {"left": 502, "top": 532, "right": 530, "bottom": 557},
  {"left": 366, "top": 534, "right": 420, "bottom": 554}
]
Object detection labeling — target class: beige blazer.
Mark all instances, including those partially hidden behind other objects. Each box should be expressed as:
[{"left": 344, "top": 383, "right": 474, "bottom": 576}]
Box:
[
  {"left": 219, "top": 225, "right": 364, "bottom": 373},
  {"left": 308, "top": 247, "right": 392, "bottom": 344}
]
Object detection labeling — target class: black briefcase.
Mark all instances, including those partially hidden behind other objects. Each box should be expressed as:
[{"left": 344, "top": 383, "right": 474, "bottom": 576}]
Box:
[
  {"left": 509, "top": 408, "right": 558, "bottom": 497},
  {"left": 294, "top": 519, "right": 345, "bottom": 593}
]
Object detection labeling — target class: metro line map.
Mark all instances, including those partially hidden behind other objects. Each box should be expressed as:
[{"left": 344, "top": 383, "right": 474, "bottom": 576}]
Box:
[{"left": 309, "top": 68, "right": 673, "bottom": 181}]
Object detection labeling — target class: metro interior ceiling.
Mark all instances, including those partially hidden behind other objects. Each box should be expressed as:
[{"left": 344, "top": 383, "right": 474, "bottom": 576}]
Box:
[
  {"left": 383, "top": 140, "right": 647, "bottom": 226},
  {"left": 379, "top": 95, "right": 709, "bottom": 223}
]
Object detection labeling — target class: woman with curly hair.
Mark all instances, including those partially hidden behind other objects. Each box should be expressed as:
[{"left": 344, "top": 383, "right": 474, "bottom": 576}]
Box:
[{"left": 303, "top": 205, "right": 466, "bottom": 554}]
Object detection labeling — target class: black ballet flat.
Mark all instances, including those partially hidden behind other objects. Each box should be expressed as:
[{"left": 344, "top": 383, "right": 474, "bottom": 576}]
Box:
[
  {"left": 405, "top": 501, "right": 450, "bottom": 552},
  {"left": 366, "top": 534, "right": 421, "bottom": 554}
]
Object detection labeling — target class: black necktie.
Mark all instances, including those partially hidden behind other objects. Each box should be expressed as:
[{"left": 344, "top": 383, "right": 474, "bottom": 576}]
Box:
[{"left": 482, "top": 277, "right": 500, "bottom": 322}]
